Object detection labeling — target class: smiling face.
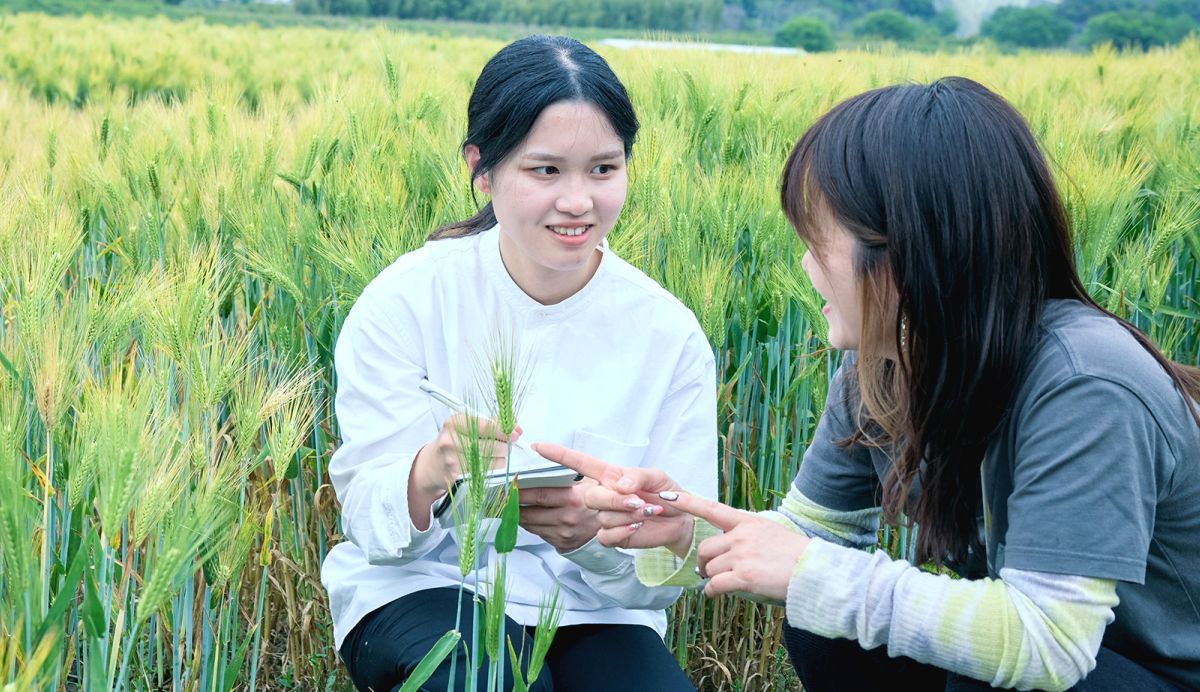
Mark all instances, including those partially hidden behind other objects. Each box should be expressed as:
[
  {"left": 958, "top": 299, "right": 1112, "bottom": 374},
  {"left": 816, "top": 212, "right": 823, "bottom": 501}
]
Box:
[
  {"left": 468, "top": 100, "right": 628, "bottom": 305},
  {"left": 800, "top": 220, "right": 864, "bottom": 351}
]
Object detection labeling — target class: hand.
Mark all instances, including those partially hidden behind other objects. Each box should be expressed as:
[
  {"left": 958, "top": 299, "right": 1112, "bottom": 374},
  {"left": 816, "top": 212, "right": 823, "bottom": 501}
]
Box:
[
  {"left": 661, "top": 491, "right": 809, "bottom": 602},
  {"left": 518, "top": 480, "right": 601, "bottom": 553},
  {"left": 532, "top": 442, "right": 694, "bottom": 555},
  {"left": 408, "top": 415, "right": 519, "bottom": 529}
]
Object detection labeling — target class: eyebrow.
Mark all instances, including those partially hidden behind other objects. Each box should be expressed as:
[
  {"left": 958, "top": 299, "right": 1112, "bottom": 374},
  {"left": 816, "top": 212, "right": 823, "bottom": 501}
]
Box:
[{"left": 521, "top": 150, "right": 624, "bottom": 162}]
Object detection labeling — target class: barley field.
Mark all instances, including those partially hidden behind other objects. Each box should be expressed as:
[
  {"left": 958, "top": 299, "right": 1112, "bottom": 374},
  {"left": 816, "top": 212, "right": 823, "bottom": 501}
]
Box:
[{"left": 0, "top": 11, "right": 1197, "bottom": 690}]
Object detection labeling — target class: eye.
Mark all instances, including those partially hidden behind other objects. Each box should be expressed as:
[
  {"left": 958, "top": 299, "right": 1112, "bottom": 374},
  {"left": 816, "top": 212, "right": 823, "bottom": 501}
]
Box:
[
  {"left": 592, "top": 163, "right": 618, "bottom": 175},
  {"left": 531, "top": 165, "right": 558, "bottom": 175}
]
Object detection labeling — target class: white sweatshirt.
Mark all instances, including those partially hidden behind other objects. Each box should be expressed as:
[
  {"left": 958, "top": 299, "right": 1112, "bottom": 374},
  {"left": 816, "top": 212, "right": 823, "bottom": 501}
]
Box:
[{"left": 320, "top": 226, "right": 718, "bottom": 649}]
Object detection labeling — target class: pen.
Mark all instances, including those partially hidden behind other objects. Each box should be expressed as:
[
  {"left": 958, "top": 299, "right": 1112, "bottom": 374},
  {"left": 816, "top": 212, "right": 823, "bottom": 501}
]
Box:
[{"left": 419, "top": 378, "right": 529, "bottom": 451}]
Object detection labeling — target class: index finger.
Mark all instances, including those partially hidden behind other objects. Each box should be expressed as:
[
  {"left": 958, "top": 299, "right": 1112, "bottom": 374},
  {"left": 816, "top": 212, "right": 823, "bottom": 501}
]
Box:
[
  {"left": 533, "top": 443, "right": 678, "bottom": 495},
  {"left": 657, "top": 492, "right": 748, "bottom": 532},
  {"left": 531, "top": 443, "right": 621, "bottom": 486}
]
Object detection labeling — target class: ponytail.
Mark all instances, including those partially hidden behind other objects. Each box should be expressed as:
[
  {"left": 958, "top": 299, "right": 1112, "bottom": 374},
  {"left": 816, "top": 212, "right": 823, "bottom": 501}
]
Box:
[{"left": 429, "top": 201, "right": 497, "bottom": 241}]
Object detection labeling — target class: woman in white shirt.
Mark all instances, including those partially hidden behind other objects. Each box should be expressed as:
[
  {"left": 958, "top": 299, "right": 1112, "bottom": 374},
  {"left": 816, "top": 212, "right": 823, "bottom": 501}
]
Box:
[{"left": 320, "top": 35, "right": 717, "bottom": 691}]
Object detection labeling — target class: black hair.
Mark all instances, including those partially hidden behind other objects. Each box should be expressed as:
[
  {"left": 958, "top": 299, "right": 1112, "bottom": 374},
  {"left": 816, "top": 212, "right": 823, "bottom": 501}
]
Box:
[
  {"left": 781, "top": 76, "right": 1200, "bottom": 565},
  {"left": 431, "top": 35, "right": 638, "bottom": 240}
]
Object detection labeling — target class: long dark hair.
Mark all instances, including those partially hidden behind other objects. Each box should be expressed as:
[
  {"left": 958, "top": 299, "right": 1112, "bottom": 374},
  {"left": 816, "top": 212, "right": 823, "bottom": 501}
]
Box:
[
  {"left": 780, "top": 77, "right": 1200, "bottom": 566},
  {"left": 430, "top": 35, "right": 639, "bottom": 240}
]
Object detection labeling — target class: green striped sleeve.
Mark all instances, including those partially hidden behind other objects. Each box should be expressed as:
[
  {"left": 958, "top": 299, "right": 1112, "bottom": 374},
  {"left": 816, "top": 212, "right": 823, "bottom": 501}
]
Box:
[
  {"left": 776, "top": 485, "right": 880, "bottom": 548},
  {"left": 634, "top": 518, "right": 723, "bottom": 587},
  {"left": 787, "top": 538, "right": 1118, "bottom": 690}
]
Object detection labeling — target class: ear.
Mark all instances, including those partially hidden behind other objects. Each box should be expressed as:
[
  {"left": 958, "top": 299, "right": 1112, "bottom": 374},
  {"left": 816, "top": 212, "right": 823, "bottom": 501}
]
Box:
[{"left": 463, "top": 144, "right": 490, "bottom": 195}]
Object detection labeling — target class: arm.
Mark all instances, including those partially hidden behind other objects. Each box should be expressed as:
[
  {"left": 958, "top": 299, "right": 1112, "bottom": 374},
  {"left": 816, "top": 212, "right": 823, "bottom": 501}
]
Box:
[
  {"left": 328, "top": 292, "right": 449, "bottom": 565},
  {"left": 636, "top": 355, "right": 880, "bottom": 588},
  {"left": 704, "top": 372, "right": 1159, "bottom": 690},
  {"left": 786, "top": 540, "right": 1118, "bottom": 691},
  {"left": 635, "top": 484, "right": 879, "bottom": 588},
  {"left": 560, "top": 353, "right": 719, "bottom": 609}
]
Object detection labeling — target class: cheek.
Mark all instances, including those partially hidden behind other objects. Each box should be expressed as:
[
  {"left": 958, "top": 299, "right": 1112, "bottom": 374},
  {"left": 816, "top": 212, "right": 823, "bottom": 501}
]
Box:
[{"left": 598, "top": 172, "right": 627, "bottom": 206}]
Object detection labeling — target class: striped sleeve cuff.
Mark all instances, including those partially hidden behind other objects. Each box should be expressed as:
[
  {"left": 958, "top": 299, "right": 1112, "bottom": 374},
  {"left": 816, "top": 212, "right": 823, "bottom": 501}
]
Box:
[{"left": 634, "top": 519, "right": 723, "bottom": 587}]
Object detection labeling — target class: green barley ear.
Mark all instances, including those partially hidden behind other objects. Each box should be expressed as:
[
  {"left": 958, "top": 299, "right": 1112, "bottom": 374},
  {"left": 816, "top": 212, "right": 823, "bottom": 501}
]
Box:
[
  {"left": 0, "top": 434, "right": 35, "bottom": 615},
  {"left": 98, "top": 113, "right": 110, "bottom": 156},
  {"left": 46, "top": 129, "right": 56, "bottom": 171},
  {"left": 132, "top": 447, "right": 189, "bottom": 547},
  {"left": 86, "top": 372, "right": 174, "bottom": 549},
  {"left": 451, "top": 409, "right": 488, "bottom": 578},
  {"left": 525, "top": 586, "right": 562, "bottom": 687},
  {"left": 384, "top": 55, "right": 400, "bottom": 98},
  {"left": 189, "top": 334, "right": 249, "bottom": 411},
  {"left": 484, "top": 560, "right": 506, "bottom": 664},
  {"left": 475, "top": 327, "right": 531, "bottom": 438},
  {"left": 214, "top": 513, "right": 260, "bottom": 591},
  {"left": 492, "top": 363, "right": 515, "bottom": 437},
  {"left": 86, "top": 274, "right": 145, "bottom": 368},
  {"left": 66, "top": 439, "right": 97, "bottom": 510},
  {"left": 663, "top": 243, "right": 734, "bottom": 349},
  {"left": 141, "top": 245, "right": 228, "bottom": 367},
  {"left": 264, "top": 370, "right": 317, "bottom": 485},
  {"left": 232, "top": 362, "right": 312, "bottom": 465},
  {"left": 135, "top": 481, "right": 238, "bottom": 629},
  {"left": 770, "top": 258, "right": 828, "bottom": 344},
  {"left": 0, "top": 375, "right": 30, "bottom": 472},
  {"left": 28, "top": 314, "right": 87, "bottom": 435}
]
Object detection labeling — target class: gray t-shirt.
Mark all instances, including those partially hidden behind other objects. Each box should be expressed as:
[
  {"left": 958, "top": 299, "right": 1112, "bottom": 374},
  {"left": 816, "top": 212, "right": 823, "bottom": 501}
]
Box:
[{"left": 796, "top": 299, "right": 1200, "bottom": 689}]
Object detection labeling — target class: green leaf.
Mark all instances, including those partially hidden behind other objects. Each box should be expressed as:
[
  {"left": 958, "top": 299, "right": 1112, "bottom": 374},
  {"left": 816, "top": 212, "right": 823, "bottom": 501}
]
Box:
[
  {"left": 220, "top": 624, "right": 259, "bottom": 692},
  {"left": 33, "top": 532, "right": 93, "bottom": 645},
  {"left": 396, "top": 629, "right": 461, "bottom": 692},
  {"left": 494, "top": 479, "right": 520, "bottom": 554},
  {"left": 506, "top": 637, "right": 529, "bottom": 692},
  {"left": 81, "top": 567, "right": 106, "bottom": 638},
  {"left": 284, "top": 452, "right": 300, "bottom": 480},
  {"left": 0, "top": 348, "right": 23, "bottom": 385}
]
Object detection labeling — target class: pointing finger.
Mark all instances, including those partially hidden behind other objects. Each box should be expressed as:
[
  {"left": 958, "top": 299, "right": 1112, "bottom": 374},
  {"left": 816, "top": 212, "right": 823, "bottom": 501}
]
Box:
[
  {"left": 656, "top": 491, "right": 748, "bottom": 532},
  {"left": 531, "top": 443, "right": 622, "bottom": 486}
]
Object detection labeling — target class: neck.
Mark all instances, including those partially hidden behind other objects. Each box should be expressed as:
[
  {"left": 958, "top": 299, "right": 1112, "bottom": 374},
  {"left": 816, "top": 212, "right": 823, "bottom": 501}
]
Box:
[{"left": 497, "top": 237, "right": 602, "bottom": 305}]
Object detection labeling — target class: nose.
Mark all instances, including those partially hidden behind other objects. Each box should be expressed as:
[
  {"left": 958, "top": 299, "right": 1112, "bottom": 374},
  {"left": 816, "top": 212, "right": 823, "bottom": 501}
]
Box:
[{"left": 556, "top": 176, "right": 593, "bottom": 216}]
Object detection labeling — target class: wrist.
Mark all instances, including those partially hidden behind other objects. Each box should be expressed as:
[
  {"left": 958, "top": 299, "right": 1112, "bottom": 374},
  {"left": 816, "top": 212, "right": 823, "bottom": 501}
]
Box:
[
  {"left": 667, "top": 517, "right": 695, "bottom": 558},
  {"left": 410, "top": 445, "right": 447, "bottom": 499}
]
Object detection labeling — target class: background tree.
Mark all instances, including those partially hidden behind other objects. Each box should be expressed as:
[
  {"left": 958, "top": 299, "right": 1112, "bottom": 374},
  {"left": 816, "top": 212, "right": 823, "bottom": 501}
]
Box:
[
  {"left": 774, "top": 15, "right": 835, "bottom": 51},
  {"left": 1080, "top": 9, "right": 1189, "bottom": 49},
  {"left": 982, "top": 7, "right": 1072, "bottom": 47},
  {"left": 328, "top": 0, "right": 368, "bottom": 15},
  {"left": 930, "top": 9, "right": 959, "bottom": 35},
  {"left": 1056, "top": 0, "right": 1149, "bottom": 25},
  {"left": 855, "top": 8, "right": 918, "bottom": 41},
  {"left": 898, "top": 0, "right": 936, "bottom": 19},
  {"left": 1155, "top": 0, "right": 1200, "bottom": 21}
]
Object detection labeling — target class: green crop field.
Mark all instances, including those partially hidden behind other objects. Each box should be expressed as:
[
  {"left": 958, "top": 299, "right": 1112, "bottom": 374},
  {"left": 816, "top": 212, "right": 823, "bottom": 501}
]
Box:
[{"left": 0, "top": 11, "right": 1197, "bottom": 690}]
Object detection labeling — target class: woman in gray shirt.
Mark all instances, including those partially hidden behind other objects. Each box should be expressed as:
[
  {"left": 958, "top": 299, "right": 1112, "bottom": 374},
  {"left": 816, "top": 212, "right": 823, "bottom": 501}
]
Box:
[{"left": 537, "top": 77, "right": 1200, "bottom": 690}]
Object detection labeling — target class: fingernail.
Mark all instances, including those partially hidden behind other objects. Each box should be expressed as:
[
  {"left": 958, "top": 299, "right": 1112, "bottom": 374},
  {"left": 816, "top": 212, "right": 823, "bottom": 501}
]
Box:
[
  {"left": 624, "top": 498, "right": 645, "bottom": 510},
  {"left": 629, "top": 522, "right": 643, "bottom": 531},
  {"left": 658, "top": 491, "right": 679, "bottom": 501},
  {"left": 642, "top": 505, "right": 661, "bottom": 517},
  {"left": 617, "top": 477, "right": 635, "bottom": 490}
]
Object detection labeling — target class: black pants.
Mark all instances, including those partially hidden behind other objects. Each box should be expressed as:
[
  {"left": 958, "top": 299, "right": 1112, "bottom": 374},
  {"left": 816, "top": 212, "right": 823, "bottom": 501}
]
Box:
[
  {"left": 783, "top": 625, "right": 1183, "bottom": 691},
  {"left": 339, "top": 587, "right": 696, "bottom": 691}
]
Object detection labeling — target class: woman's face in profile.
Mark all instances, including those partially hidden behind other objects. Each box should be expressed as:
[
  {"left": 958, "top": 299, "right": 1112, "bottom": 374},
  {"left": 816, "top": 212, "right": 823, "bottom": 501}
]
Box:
[{"left": 800, "top": 222, "right": 862, "bottom": 350}]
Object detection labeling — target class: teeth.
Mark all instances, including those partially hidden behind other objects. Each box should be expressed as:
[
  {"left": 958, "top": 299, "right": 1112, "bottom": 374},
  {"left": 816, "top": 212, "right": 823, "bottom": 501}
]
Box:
[{"left": 549, "top": 226, "right": 588, "bottom": 237}]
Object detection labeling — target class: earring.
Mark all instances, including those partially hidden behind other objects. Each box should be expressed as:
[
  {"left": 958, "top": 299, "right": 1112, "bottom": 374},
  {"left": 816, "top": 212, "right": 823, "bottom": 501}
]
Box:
[{"left": 899, "top": 314, "right": 909, "bottom": 350}]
